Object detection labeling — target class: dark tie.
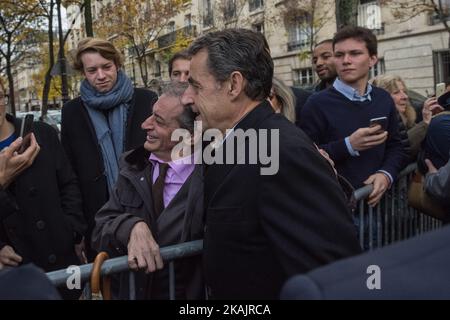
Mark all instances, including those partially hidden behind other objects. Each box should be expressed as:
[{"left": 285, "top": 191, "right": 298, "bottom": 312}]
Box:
[{"left": 152, "top": 162, "right": 170, "bottom": 217}]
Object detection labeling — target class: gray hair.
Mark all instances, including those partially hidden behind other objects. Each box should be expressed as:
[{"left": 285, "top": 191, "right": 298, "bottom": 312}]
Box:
[
  {"left": 161, "top": 81, "right": 197, "bottom": 133},
  {"left": 187, "top": 28, "right": 273, "bottom": 101}
]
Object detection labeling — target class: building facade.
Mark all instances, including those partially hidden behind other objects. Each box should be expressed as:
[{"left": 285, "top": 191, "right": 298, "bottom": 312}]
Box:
[{"left": 63, "top": 0, "right": 450, "bottom": 97}]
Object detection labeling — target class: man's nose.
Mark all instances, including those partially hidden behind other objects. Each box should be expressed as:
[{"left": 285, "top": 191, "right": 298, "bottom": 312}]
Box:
[
  {"left": 342, "top": 54, "right": 351, "bottom": 64},
  {"left": 180, "top": 73, "right": 189, "bottom": 82},
  {"left": 181, "top": 87, "right": 194, "bottom": 105},
  {"left": 141, "top": 114, "right": 154, "bottom": 129}
]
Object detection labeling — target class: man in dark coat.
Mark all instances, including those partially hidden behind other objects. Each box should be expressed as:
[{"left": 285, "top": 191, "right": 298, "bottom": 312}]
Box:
[
  {"left": 0, "top": 83, "right": 86, "bottom": 299},
  {"left": 92, "top": 82, "right": 204, "bottom": 299},
  {"left": 62, "top": 38, "right": 157, "bottom": 260},
  {"left": 181, "top": 29, "right": 361, "bottom": 300}
]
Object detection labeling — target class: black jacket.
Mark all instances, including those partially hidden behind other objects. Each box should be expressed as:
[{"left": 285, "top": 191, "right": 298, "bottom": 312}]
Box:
[
  {"left": 61, "top": 88, "right": 157, "bottom": 258},
  {"left": 281, "top": 224, "right": 450, "bottom": 299},
  {"left": 290, "top": 86, "right": 312, "bottom": 127},
  {"left": 203, "top": 101, "right": 361, "bottom": 299},
  {"left": 0, "top": 115, "right": 86, "bottom": 272}
]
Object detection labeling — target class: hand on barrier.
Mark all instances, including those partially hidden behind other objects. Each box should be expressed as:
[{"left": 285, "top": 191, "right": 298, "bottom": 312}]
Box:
[
  {"left": 127, "top": 222, "right": 164, "bottom": 274},
  {"left": 74, "top": 237, "right": 87, "bottom": 264},
  {"left": 364, "top": 172, "right": 390, "bottom": 207}
]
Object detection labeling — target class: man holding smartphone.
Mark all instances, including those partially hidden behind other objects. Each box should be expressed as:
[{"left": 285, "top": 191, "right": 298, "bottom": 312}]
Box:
[
  {"left": 301, "top": 26, "right": 407, "bottom": 207},
  {"left": 0, "top": 81, "right": 86, "bottom": 298}
]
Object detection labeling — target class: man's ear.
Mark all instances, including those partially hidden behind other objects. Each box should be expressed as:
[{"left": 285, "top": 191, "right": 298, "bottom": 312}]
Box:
[
  {"left": 369, "top": 55, "right": 378, "bottom": 69},
  {"left": 228, "top": 71, "right": 245, "bottom": 99}
]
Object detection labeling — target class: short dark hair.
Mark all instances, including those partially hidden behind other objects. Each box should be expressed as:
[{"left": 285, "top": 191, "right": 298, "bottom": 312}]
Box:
[
  {"left": 187, "top": 28, "right": 273, "bottom": 101},
  {"left": 333, "top": 26, "right": 377, "bottom": 56},
  {"left": 315, "top": 39, "right": 333, "bottom": 48},
  {"left": 168, "top": 50, "right": 191, "bottom": 76}
]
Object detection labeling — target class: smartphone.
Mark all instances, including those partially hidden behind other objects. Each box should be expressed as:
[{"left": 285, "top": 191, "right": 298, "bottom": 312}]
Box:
[
  {"left": 436, "top": 82, "right": 446, "bottom": 98},
  {"left": 18, "top": 114, "right": 34, "bottom": 154},
  {"left": 369, "top": 116, "right": 388, "bottom": 132}
]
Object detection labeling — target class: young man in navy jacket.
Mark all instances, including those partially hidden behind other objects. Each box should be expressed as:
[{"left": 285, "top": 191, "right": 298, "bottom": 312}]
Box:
[{"left": 301, "top": 26, "right": 407, "bottom": 206}]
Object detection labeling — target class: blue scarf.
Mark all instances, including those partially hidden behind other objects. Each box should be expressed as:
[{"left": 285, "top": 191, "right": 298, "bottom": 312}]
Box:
[{"left": 81, "top": 70, "right": 134, "bottom": 192}]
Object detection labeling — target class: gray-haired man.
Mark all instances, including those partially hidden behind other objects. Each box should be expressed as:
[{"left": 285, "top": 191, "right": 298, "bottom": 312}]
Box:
[{"left": 92, "top": 82, "right": 204, "bottom": 300}]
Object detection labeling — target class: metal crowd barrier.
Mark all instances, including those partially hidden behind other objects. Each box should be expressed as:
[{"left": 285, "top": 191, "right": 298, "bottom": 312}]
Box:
[
  {"left": 353, "top": 163, "right": 442, "bottom": 250},
  {"left": 47, "top": 164, "right": 442, "bottom": 298},
  {"left": 46, "top": 240, "right": 203, "bottom": 300}
]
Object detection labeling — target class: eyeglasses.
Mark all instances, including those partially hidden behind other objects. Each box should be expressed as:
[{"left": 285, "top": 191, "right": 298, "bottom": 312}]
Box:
[{"left": 0, "top": 94, "right": 9, "bottom": 107}]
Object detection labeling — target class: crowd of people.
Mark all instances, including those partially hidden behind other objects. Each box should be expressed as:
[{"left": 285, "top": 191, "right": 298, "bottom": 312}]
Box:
[{"left": 0, "top": 25, "right": 449, "bottom": 300}]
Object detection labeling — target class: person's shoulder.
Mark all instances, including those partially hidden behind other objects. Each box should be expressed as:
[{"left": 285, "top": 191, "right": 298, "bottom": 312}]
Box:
[
  {"left": 62, "top": 97, "right": 83, "bottom": 118},
  {"left": 371, "top": 86, "right": 392, "bottom": 100},
  {"left": 63, "top": 96, "right": 82, "bottom": 109},
  {"left": 33, "top": 120, "right": 59, "bottom": 140},
  {"left": 307, "top": 87, "right": 336, "bottom": 102},
  {"left": 429, "top": 111, "right": 450, "bottom": 128},
  {"left": 263, "top": 113, "right": 312, "bottom": 144},
  {"left": 291, "top": 86, "right": 312, "bottom": 98}
]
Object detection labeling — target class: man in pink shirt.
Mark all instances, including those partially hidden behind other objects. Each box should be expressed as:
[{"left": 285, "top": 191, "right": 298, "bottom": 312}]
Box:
[{"left": 92, "top": 82, "right": 204, "bottom": 299}]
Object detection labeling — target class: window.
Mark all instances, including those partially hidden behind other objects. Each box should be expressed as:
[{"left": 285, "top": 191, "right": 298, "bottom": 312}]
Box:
[
  {"left": 185, "top": 14, "right": 192, "bottom": 27},
  {"left": 253, "top": 22, "right": 264, "bottom": 34},
  {"left": 287, "top": 14, "right": 312, "bottom": 52},
  {"left": 429, "top": 0, "right": 450, "bottom": 25},
  {"left": 369, "top": 58, "right": 385, "bottom": 79},
  {"left": 293, "top": 68, "right": 314, "bottom": 88},
  {"left": 433, "top": 50, "right": 450, "bottom": 85},
  {"left": 167, "top": 21, "right": 175, "bottom": 34},
  {"left": 357, "top": 1, "right": 384, "bottom": 34},
  {"left": 203, "top": 0, "right": 214, "bottom": 26},
  {"left": 223, "top": 0, "right": 236, "bottom": 20},
  {"left": 249, "top": 0, "right": 264, "bottom": 12}
]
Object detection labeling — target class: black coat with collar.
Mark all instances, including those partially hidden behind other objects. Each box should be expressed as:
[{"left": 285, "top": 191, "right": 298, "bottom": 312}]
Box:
[
  {"left": 0, "top": 115, "right": 86, "bottom": 272},
  {"left": 203, "top": 101, "right": 361, "bottom": 299},
  {"left": 92, "top": 147, "right": 204, "bottom": 299},
  {"left": 61, "top": 88, "right": 157, "bottom": 253}
]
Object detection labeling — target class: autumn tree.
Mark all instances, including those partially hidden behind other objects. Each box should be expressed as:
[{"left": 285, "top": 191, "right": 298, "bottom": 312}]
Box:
[
  {"left": 32, "top": 41, "right": 78, "bottom": 108},
  {"left": 95, "top": 0, "right": 186, "bottom": 87},
  {"left": 0, "top": 0, "right": 42, "bottom": 115},
  {"left": 380, "top": 0, "right": 450, "bottom": 46}
]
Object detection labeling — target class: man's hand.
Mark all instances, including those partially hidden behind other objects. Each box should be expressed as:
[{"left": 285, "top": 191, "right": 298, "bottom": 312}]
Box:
[
  {"left": 0, "top": 134, "right": 40, "bottom": 189},
  {"left": 422, "top": 98, "right": 444, "bottom": 125},
  {"left": 349, "top": 125, "right": 388, "bottom": 152},
  {"left": 127, "top": 222, "right": 164, "bottom": 274},
  {"left": 0, "top": 245, "right": 23, "bottom": 267},
  {"left": 74, "top": 237, "right": 87, "bottom": 264},
  {"left": 364, "top": 172, "right": 390, "bottom": 207},
  {"left": 425, "top": 158, "right": 438, "bottom": 174}
]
